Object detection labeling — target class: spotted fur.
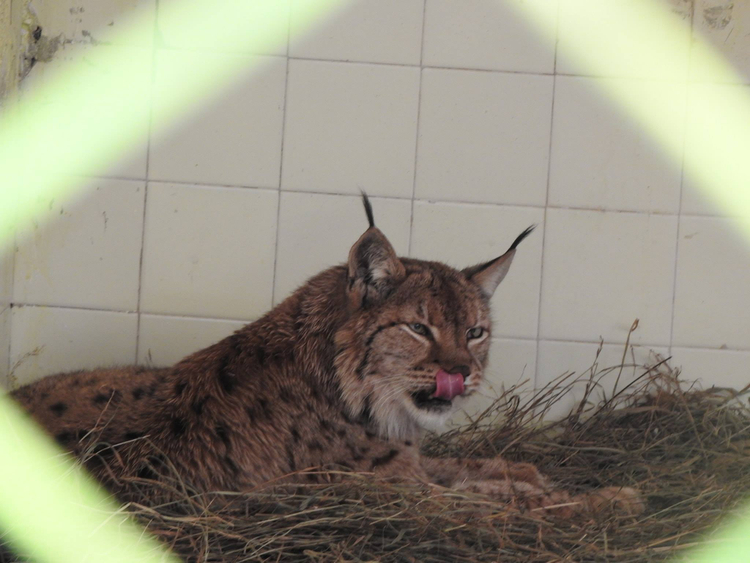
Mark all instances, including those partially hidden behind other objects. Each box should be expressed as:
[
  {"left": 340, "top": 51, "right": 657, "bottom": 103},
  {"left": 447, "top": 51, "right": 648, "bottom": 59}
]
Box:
[{"left": 10, "top": 195, "right": 642, "bottom": 516}]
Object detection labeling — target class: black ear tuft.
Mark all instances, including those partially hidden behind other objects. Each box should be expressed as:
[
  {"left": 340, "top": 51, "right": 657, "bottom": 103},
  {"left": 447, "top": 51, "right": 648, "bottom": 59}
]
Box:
[
  {"left": 361, "top": 191, "right": 375, "bottom": 229},
  {"left": 508, "top": 225, "right": 536, "bottom": 252}
]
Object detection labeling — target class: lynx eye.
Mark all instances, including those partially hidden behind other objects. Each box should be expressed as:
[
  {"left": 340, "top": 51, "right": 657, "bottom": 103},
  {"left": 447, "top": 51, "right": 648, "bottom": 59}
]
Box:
[
  {"left": 467, "top": 327, "right": 485, "bottom": 340},
  {"left": 408, "top": 323, "right": 430, "bottom": 337}
]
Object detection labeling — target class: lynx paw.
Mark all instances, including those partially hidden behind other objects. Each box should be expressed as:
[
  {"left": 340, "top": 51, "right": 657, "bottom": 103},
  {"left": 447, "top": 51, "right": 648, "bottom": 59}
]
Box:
[
  {"left": 453, "top": 479, "right": 577, "bottom": 518},
  {"left": 453, "top": 479, "right": 644, "bottom": 519},
  {"left": 575, "top": 486, "right": 645, "bottom": 516}
]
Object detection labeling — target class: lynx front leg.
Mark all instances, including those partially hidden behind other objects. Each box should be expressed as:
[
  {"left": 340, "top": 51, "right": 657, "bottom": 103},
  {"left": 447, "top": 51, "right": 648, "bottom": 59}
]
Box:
[{"left": 420, "top": 456, "right": 552, "bottom": 490}]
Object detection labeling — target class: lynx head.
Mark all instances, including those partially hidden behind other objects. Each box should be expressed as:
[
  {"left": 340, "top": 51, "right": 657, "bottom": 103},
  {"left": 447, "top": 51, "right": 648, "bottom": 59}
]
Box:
[{"left": 335, "top": 194, "right": 534, "bottom": 440}]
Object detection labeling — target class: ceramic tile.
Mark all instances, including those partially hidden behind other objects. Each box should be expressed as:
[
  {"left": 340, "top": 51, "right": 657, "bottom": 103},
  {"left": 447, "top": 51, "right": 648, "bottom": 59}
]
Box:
[
  {"left": 0, "top": 246, "right": 12, "bottom": 311},
  {"left": 149, "top": 51, "right": 286, "bottom": 188},
  {"left": 140, "top": 183, "right": 278, "bottom": 319},
  {"left": 673, "top": 216, "right": 750, "bottom": 349},
  {"left": 540, "top": 208, "right": 678, "bottom": 345},
  {"left": 557, "top": 0, "right": 691, "bottom": 79},
  {"left": 682, "top": 84, "right": 750, "bottom": 217},
  {"left": 157, "top": 0, "right": 288, "bottom": 55},
  {"left": 0, "top": 309, "right": 9, "bottom": 388},
  {"left": 671, "top": 347, "right": 750, "bottom": 391},
  {"left": 20, "top": 44, "right": 152, "bottom": 179},
  {"left": 423, "top": 0, "right": 557, "bottom": 73},
  {"left": 9, "top": 306, "right": 137, "bottom": 388},
  {"left": 281, "top": 59, "right": 420, "bottom": 198},
  {"left": 416, "top": 68, "right": 553, "bottom": 206},
  {"left": 137, "top": 314, "right": 247, "bottom": 366},
  {"left": 14, "top": 178, "right": 145, "bottom": 311},
  {"left": 549, "top": 76, "right": 684, "bottom": 213},
  {"left": 290, "top": 0, "right": 423, "bottom": 64}
]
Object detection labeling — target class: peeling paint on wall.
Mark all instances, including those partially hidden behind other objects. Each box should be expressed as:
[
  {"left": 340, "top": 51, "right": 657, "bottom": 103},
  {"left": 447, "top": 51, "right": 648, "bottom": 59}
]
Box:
[
  {"left": 669, "top": 0, "right": 694, "bottom": 22},
  {"left": 0, "top": 0, "right": 67, "bottom": 102},
  {"left": 0, "top": 0, "right": 24, "bottom": 383},
  {"left": 5, "top": 0, "right": 119, "bottom": 91},
  {"left": 704, "top": 3, "right": 734, "bottom": 30},
  {"left": 20, "top": 9, "right": 62, "bottom": 79}
]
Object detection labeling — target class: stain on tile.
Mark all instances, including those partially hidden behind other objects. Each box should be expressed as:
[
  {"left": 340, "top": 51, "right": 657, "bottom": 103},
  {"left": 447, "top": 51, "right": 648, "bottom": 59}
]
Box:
[{"left": 703, "top": 4, "right": 734, "bottom": 29}]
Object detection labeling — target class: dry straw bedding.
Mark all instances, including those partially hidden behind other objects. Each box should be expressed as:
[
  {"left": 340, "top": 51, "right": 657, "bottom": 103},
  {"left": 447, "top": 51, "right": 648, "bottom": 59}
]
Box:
[{"left": 3, "top": 351, "right": 750, "bottom": 562}]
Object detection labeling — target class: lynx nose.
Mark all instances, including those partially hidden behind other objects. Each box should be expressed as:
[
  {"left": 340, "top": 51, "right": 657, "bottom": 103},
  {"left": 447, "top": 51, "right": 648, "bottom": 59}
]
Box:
[{"left": 448, "top": 364, "right": 471, "bottom": 380}]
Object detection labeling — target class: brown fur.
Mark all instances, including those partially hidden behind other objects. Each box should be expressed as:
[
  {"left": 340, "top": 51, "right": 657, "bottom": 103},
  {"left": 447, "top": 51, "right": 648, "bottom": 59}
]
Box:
[{"left": 10, "top": 197, "right": 642, "bottom": 517}]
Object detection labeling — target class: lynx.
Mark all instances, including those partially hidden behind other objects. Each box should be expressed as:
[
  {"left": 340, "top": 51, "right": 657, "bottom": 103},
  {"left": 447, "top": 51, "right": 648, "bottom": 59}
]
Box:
[{"left": 10, "top": 195, "right": 642, "bottom": 517}]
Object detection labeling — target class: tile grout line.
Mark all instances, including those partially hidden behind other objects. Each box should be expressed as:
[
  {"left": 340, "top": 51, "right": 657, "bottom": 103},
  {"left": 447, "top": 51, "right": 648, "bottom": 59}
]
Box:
[
  {"left": 152, "top": 48, "right": 726, "bottom": 86},
  {"left": 4, "top": 305, "right": 10, "bottom": 386},
  {"left": 533, "top": 0, "right": 562, "bottom": 391},
  {"left": 407, "top": 0, "right": 428, "bottom": 256},
  {"left": 4, "top": 318, "right": 9, "bottom": 387},
  {"left": 10, "top": 300, "right": 750, "bottom": 354},
  {"left": 668, "top": 1, "right": 696, "bottom": 358},
  {"left": 134, "top": 0, "right": 161, "bottom": 365},
  {"left": 78, "top": 175, "right": 717, "bottom": 217},
  {"left": 299, "top": 54, "right": 735, "bottom": 85},
  {"left": 6, "top": 227, "right": 17, "bottom": 385},
  {"left": 269, "top": 4, "right": 293, "bottom": 308},
  {"left": 13, "top": 302, "right": 255, "bottom": 323}
]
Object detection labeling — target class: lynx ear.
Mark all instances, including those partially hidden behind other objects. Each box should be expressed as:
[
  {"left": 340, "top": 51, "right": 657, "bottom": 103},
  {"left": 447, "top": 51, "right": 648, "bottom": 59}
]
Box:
[
  {"left": 463, "top": 226, "right": 535, "bottom": 297},
  {"left": 347, "top": 194, "right": 405, "bottom": 308}
]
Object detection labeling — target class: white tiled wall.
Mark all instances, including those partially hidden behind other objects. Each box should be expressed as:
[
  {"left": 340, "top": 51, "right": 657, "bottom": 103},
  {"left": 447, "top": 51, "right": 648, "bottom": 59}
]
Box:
[
  {"left": 3, "top": 1, "right": 750, "bottom": 417},
  {"left": 548, "top": 77, "right": 684, "bottom": 214},
  {"left": 539, "top": 209, "right": 678, "bottom": 346},
  {"left": 0, "top": 210, "right": 13, "bottom": 379},
  {"left": 149, "top": 53, "right": 287, "bottom": 188},
  {"left": 13, "top": 179, "right": 146, "bottom": 311},
  {"left": 139, "top": 183, "right": 278, "bottom": 320},
  {"left": 282, "top": 59, "right": 420, "bottom": 197},
  {"left": 9, "top": 306, "right": 138, "bottom": 386}
]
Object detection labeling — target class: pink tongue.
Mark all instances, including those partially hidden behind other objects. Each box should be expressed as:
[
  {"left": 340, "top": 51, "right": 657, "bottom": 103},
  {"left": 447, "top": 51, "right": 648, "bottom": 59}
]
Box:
[{"left": 434, "top": 369, "right": 465, "bottom": 401}]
